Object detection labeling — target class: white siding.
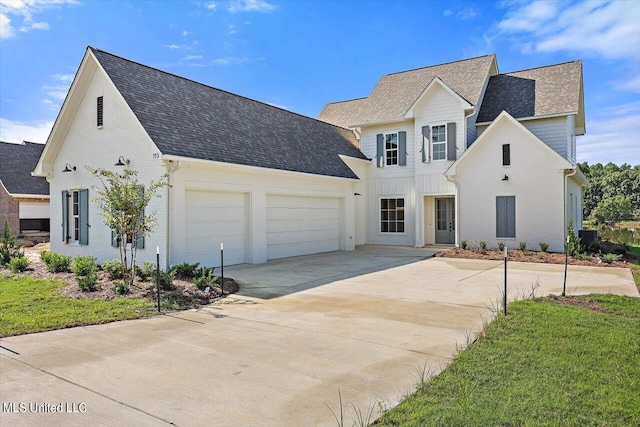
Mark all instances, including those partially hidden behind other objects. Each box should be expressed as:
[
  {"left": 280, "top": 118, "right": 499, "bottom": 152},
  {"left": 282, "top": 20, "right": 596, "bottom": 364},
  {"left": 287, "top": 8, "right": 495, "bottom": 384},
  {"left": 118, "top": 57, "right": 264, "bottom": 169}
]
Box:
[{"left": 360, "top": 122, "right": 415, "bottom": 178}]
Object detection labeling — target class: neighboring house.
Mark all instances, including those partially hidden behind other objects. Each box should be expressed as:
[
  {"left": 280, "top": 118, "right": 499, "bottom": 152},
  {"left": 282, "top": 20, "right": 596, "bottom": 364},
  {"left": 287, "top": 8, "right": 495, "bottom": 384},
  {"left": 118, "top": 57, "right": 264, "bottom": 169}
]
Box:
[
  {"left": 0, "top": 141, "right": 50, "bottom": 237},
  {"left": 33, "top": 47, "right": 368, "bottom": 269},
  {"left": 33, "top": 47, "right": 587, "bottom": 269},
  {"left": 319, "top": 55, "right": 587, "bottom": 253}
]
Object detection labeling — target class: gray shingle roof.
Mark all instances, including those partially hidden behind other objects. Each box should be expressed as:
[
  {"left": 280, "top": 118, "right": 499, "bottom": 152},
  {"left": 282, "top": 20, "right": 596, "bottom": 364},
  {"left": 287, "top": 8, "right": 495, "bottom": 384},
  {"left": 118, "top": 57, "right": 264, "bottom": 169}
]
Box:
[
  {"left": 0, "top": 141, "right": 49, "bottom": 196},
  {"left": 477, "top": 61, "right": 582, "bottom": 123},
  {"left": 318, "top": 55, "right": 496, "bottom": 127},
  {"left": 91, "top": 48, "right": 367, "bottom": 180}
]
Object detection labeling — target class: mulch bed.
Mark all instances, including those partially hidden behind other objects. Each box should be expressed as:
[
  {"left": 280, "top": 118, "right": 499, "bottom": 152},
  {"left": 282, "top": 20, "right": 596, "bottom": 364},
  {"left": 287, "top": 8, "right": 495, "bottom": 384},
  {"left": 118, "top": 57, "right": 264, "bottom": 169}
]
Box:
[{"left": 3, "top": 243, "right": 239, "bottom": 310}]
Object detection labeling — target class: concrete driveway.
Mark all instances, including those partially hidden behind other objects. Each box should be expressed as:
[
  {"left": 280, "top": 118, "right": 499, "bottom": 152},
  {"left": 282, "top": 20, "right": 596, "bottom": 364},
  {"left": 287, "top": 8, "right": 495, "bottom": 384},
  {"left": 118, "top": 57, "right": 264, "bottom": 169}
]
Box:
[{"left": 1, "top": 246, "right": 637, "bottom": 426}]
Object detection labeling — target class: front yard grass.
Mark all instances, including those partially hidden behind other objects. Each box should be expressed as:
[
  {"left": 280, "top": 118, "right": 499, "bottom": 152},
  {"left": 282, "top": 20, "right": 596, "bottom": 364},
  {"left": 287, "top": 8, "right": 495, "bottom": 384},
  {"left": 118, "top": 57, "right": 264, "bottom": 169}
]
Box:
[
  {"left": 376, "top": 294, "right": 640, "bottom": 426},
  {"left": 0, "top": 275, "right": 156, "bottom": 337}
]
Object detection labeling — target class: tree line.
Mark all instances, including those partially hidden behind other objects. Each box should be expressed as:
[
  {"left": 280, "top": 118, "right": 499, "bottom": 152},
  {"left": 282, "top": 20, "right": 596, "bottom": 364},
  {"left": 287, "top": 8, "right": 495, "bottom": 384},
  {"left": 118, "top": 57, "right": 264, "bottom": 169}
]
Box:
[{"left": 578, "top": 162, "right": 640, "bottom": 224}]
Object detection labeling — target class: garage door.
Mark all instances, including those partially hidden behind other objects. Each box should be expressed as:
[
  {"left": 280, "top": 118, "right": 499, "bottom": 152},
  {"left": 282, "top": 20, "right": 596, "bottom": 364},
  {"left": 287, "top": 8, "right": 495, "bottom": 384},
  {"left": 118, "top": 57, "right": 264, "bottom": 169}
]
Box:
[
  {"left": 267, "top": 195, "right": 341, "bottom": 260},
  {"left": 185, "top": 190, "right": 247, "bottom": 267}
]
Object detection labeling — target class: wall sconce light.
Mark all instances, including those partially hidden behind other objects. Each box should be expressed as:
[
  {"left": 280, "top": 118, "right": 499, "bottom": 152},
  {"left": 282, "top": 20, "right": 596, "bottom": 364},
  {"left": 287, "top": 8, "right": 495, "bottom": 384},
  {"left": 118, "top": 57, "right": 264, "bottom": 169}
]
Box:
[
  {"left": 354, "top": 192, "right": 362, "bottom": 196},
  {"left": 62, "top": 163, "right": 76, "bottom": 172},
  {"left": 502, "top": 174, "right": 509, "bottom": 181},
  {"left": 115, "top": 156, "right": 129, "bottom": 166}
]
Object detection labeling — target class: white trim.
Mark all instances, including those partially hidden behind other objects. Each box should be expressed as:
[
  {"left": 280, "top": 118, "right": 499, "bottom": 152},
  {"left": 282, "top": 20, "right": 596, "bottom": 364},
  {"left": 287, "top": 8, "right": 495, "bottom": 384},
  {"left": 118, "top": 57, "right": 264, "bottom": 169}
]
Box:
[
  {"left": 349, "top": 118, "right": 411, "bottom": 128},
  {"left": 475, "top": 112, "right": 578, "bottom": 126},
  {"left": 338, "top": 154, "right": 371, "bottom": 164},
  {"left": 430, "top": 123, "right": 448, "bottom": 161},
  {"left": 7, "top": 193, "right": 50, "bottom": 199},
  {"left": 383, "top": 130, "right": 399, "bottom": 167}
]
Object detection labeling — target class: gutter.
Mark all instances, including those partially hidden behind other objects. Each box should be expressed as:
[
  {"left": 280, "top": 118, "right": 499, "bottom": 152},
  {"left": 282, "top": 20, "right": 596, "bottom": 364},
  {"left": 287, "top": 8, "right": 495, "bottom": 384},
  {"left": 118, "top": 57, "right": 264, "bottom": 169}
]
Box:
[
  {"left": 165, "top": 159, "right": 181, "bottom": 269},
  {"left": 564, "top": 167, "right": 578, "bottom": 241}
]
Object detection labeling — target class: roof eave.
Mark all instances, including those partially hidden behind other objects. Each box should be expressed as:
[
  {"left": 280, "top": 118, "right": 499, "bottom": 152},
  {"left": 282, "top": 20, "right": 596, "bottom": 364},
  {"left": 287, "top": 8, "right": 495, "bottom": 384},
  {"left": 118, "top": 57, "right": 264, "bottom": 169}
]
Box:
[{"left": 476, "top": 112, "right": 578, "bottom": 127}]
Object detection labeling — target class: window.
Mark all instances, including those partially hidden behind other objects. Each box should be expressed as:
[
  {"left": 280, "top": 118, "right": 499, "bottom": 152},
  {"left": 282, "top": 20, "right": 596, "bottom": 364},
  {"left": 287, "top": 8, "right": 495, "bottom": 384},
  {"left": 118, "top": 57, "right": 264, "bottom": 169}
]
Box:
[
  {"left": 381, "top": 198, "right": 405, "bottom": 233},
  {"left": 385, "top": 133, "right": 398, "bottom": 166},
  {"left": 502, "top": 144, "right": 510, "bottom": 166},
  {"left": 97, "top": 96, "right": 103, "bottom": 127},
  {"left": 496, "top": 196, "right": 515, "bottom": 238},
  {"left": 431, "top": 125, "right": 446, "bottom": 160}
]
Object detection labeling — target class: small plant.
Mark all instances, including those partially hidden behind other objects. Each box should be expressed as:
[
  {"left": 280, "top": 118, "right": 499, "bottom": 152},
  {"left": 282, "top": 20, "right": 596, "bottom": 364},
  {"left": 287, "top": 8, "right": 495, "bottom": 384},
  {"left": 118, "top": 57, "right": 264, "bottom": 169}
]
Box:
[
  {"left": 71, "top": 255, "right": 97, "bottom": 276},
  {"left": 112, "top": 280, "right": 130, "bottom": 295},
  {"left": 574, "top": 252, "right": 592, "bottom": 261},
  {"left": 102, "top": 259, "right": 124, "bottom": 279},
  {"left": 479, "top": 241, "right": 487, "bottom": 251},
  {"left": 8, "top": 256, "right": 29, "bottom": 272},
  {"left": 0, "top": 220, "right": 23, "bottom": 266},
  {"left": 42, "top": 251, "right": 72, "bottom": 273},
  {"left": 135, "top": 261, "right": 156, "bottom": 281},
  {"left": 152, "top": 270, "right": 175, "bottom": 291},
  {"left": 566, "top": 217, "right": 584, "bottom": 256},
  {"left": 76, "top": 273, "right": 98, "bottom": 291},
  {"left": 461, "top": 240, "right": 467, "bottom": 250},
  {"left": 193, "top": 267, "right": 218, "bottom": 291},
  {"left": 539, "top": 242, "right": 549, "bottom": 252},
  {"left": 171, "top": 262, "right": 200, "bottom": 279},
  {"left": 599, "top": 252, "right": 622, "bottom": 264},
  {"left": 519, "top": 241, "right": 527, "bottom": 252},
  {"left": 497, "top": 241, "right": 505, "bottom": 252}
]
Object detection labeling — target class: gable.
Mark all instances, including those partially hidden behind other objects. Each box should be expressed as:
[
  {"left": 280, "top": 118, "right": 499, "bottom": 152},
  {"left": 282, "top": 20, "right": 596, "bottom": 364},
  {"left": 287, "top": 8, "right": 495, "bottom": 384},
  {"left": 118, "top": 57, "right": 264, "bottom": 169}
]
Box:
[
  {"left": 404, "top": 77, "right": 472, "bottom": 119},
  {"left": 0, "top": 141, "right": 49, "bottom": 195}
]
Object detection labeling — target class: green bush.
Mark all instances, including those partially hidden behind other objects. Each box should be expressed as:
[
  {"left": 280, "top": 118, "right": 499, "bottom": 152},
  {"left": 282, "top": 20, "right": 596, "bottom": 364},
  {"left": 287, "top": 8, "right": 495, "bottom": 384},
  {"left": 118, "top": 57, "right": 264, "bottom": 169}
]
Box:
[
  {"left": 136, "top": 261, "right": 156, "bottom": 281},
  {"left": 0, "top": 220, "right": 23, "bottom": 266},
  {"left": 539, "top": 242, "right": 549, "bottom": 252},
  {"left": 171, "top": 262, "right": 200, "bottom": 279},
  {"left": 102, "top": 259, "right": 124, "bottom": 279},
  {"left": 567, "top": 217, "right": 584, "bottom": 256},
  {"left": 112, "top": 280, "right": 130, "bottom": 295},
  {"left": 193, "top": 267, "right": 218, "bottom": 291},
  {"left": 42, "top": 251, "right": 72, "bottom": 273},
  {"left": 574, "top": 253, "right": 592, "bottom": 261},
  {"left": 497, "top": 241, "right": 505, "bottom": 252},
  {"left": 519, "top": 241, "right": 527, "bottom": 251},
  {"left": 478, "top": 241, "right": 487, "bottom": 251},
  {"left": 461, "top": 240, "right": 467, "bottom": 250},
  {"left": 71, "top": 255, "right": 97, "bottom": 276},
  {"left": 8, "top": 256, "right": 29, "bottom": 272},
  {"left": 600, "top": 253, "right": 623, "bottom": 264},
  {"left": 76, "top": 273, "right": 98, "bottom": 292},
  {"left": 152, "top": 270, "right": 175, "bottom": 291}
]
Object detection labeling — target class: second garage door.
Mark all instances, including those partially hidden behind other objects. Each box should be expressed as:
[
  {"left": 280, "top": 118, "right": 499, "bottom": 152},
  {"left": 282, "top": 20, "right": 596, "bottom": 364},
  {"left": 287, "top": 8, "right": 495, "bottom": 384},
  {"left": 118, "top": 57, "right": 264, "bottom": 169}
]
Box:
[
  {"left": 267, "top": 195, "right": 341, "bottom": 260},
  {"left": 185, "top": 190, "right": 248, "bottom": 267}
]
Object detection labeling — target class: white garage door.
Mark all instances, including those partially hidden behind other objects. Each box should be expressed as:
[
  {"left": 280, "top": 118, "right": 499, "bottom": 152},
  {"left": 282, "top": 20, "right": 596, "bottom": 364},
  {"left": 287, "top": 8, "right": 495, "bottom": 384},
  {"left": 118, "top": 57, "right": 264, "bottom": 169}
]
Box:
[
  {"left": 267, "top": 195, "right": 341, "bottom": 260},
  {"left": 19, "top": 202, "right": 50, "bottom": 219},
  {"left": 185, "top": 190, "right": 247, "bottom": 267}
]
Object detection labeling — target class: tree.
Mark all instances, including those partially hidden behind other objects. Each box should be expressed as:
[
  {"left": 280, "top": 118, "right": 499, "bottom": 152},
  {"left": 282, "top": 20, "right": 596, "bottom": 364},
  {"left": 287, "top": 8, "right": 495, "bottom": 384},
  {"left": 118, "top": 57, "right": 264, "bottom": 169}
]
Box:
[
  {"left": 87, "top": 166, "right": 169, "bottom": 284},
  {"left": 591, "top": 195, "right": 634, "bottom": 225},
  {"left": 579, "top": 162, "right": 640, "bottom": 220}
]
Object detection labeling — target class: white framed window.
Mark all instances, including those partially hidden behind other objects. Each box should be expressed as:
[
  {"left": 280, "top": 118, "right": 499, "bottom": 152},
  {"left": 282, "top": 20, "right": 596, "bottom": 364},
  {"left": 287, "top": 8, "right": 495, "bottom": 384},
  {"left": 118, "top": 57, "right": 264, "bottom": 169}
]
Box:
[
  {"left": 431, "top": 125, "right": 446, "bottom": 160},
  {"left": 71, "top": 190, "right": 80, "bottom": 244},
  {"left": 380, "top": 198, "right": 405, "bottom": 233},
  {"left": 385, "top": 132, "right": 398, "bottom": 166}
]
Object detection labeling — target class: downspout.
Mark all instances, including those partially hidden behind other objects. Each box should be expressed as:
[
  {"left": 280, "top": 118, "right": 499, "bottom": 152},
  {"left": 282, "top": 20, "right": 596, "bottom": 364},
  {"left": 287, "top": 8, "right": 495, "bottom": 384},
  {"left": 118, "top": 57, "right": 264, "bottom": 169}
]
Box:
[
  {"left": 564, "top": 167, "right": 578, "bottom": 244},
  {"left": 165, "top": 160, "right": 181, "bottom": 269}
]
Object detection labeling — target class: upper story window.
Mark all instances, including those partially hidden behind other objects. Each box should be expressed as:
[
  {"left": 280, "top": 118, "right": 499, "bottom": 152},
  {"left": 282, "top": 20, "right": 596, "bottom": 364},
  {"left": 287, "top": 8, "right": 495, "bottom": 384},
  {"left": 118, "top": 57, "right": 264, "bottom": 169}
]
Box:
[
  {"left": 385, "top": 132, "right": 398, "bottom": 166},
  {"left": 502, "top": 144, "right": 511, "bottom": 166},
  {"left": 431, "top": 125, "right": 446, "bottom": 160},
  {"left": 97, "top": 96, "right": 104, "bottom": 127}
]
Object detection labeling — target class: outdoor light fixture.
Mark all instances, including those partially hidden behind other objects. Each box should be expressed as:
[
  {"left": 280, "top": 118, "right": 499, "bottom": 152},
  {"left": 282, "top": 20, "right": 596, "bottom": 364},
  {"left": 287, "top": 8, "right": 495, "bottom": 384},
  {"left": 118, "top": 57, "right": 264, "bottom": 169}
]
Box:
[
  {"left": 62, "top": 163, "right": 76, "bottom": 172},
  {"left": 502, "top": 174, "right": 509, "bottom": 181},
  {"left": 115, "top": 156, "right": 129, "bottom": 166},
  {"left": 354, "top": 192, "right": 362, "bottom": 196}
]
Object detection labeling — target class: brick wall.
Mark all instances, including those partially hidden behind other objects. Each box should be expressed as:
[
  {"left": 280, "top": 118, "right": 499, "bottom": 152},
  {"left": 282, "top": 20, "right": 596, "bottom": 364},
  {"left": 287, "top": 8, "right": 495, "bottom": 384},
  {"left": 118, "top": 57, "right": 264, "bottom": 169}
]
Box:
[{"left": 0, "top": 186, "right": 20, "bottom": 236}]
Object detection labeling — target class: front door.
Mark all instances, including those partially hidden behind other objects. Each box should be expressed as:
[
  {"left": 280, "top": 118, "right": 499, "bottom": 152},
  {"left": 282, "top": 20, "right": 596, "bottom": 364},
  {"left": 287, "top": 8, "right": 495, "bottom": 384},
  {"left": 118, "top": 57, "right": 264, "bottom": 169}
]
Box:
[{"left": 435, "top": 198, "right": 455, "bottom": 244}]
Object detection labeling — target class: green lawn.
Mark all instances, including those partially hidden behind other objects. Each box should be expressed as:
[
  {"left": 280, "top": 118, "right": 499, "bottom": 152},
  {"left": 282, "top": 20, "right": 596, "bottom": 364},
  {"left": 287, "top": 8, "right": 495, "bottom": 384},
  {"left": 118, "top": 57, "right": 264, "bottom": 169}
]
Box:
[
  {"left": 376, "top": 295, "right": 640, "bottom": 426},
  {"left": 0, "top": 275, "right": 157, "bottom": 337}
]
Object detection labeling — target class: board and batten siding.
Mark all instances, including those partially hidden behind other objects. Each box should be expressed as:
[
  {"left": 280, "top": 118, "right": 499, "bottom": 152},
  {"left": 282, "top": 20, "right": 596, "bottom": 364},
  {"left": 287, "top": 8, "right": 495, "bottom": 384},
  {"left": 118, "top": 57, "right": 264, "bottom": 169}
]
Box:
[{"left": 359, "top": 122, "right": 415, "bottom": 178}]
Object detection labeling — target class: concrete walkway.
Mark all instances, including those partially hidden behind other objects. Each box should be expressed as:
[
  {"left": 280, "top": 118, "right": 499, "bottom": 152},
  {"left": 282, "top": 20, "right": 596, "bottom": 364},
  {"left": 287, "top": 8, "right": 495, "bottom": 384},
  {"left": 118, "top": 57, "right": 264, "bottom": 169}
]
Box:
[{"left": 1, "top": 247, "right": 637, "bottom": 426}]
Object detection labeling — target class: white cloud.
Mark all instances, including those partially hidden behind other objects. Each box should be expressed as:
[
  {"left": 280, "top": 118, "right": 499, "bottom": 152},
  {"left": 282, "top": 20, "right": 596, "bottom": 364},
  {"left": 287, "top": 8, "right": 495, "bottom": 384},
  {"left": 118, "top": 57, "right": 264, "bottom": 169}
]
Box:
[
  {"left": 577, "top": 102, "right": 640, "bottom": 165},
  {"left": 497, "top": 0, "right": 640, "bottom": 61},
  {"left": 41, "top": 73, "right": 73, "bottom": 107},
  {"left": 443, "top": 9, "right": 452, "bottom": 17},
  {"left": 205, "top": 1, "right": 216, "bottom": 10},
  {"left": 181, "top": 29, "right": 190, "bottom": 37},
  {"left": 182, "top": 55, "right": 203, "bottom": 61},
  {"left": 457, "top": 7, "right": 477, "bottom": 20},
  {"left": 228, "top": 24, "right": 236, "bottom": 34},
  {"left": 228, "top": 0, "right": 276, "bottom": 13},
  {"left": 612, "top": 73, "right": 640, "bottom": 94},
  {"left": 0, "top": 0, "right": 77, "bottom": 40},
  {"left": 0, "top": 118, "right": 53, "bottom": 144}
]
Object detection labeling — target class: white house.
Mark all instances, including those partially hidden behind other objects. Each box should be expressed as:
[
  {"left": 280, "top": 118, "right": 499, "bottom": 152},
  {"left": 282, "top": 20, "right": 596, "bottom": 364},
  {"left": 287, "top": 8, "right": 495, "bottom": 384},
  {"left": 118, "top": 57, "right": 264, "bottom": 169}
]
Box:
[{"left": 34, "top": 48, "right": 586, "bottom": 268}]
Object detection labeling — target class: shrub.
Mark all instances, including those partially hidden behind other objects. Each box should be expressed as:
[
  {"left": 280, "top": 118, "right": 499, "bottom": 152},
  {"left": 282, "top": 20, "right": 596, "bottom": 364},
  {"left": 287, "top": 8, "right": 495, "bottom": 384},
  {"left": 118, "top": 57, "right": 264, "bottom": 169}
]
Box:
[
  {"left": 71, "top": 255, "right": 97, "bottom": 276},
  {"left": 574, "top": 253, "right": 592, "bottom": 261},
  {"left": 0, "top": 220, "right": 23, "bottom": 266},
  {"left": 539, "top": 242, "right": 549, "bottom": 252},
  {"left": 42, "top": 251, "right": 72, "bottom": 273},
  {"left": 478, "top": 241, "right": 487, "bottom": 251},
  {"left": 193, "top": 267, "right": 218, "bottom": 291},
  {"left": 461, "top": 240, "right": 467, "bottom": 250},
  {"left": 8, "top": 256, "right": 29, "bottom": 272},
  {"left": 152, "top": 270, "right": 175, "bottom": 291},
  {"left": 566, "top": 217, "right": 583, "bottom": 256},
  {"left": 171, "top": 262, "right": 200, "bottom": 279},
  {"left": 102, "top": 259, "right": 124, "bottom": 279},
  {"left": 497, "top": 241, "right": 505, "bottom": 252},
  {"left": 599, "top": 253, "right": 622, "bottom": 264},
  {"left": 76, "top": 273, "right": 98, "bottom": 291},
  {"left": 136, "top": 261, "right": 156, "bottom": 281},
  {"left": 519, "top": 241, "right": 527, "bottom": 251},
  {"left": 112, "top": 280, "right": 130, "bottom": 295}
]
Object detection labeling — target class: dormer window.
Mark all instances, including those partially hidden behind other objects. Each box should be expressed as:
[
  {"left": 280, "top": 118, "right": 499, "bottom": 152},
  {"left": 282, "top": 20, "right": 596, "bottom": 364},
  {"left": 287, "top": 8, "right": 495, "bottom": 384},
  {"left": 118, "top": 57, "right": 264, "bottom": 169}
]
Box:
[
  {"left": 431, "top": 125, "right": 446, "bottom": 160},
  {"left": 97, "top": 96, "right": 104, "bottom": 127},
  {"left": 385, "top": 132, "right": 398, "bottom": 166}
]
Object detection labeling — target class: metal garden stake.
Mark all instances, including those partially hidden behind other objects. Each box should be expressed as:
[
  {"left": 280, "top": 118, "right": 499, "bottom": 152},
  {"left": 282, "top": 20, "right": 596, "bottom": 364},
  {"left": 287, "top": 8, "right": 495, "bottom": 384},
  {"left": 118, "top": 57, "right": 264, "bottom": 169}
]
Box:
[
  {"left": 220, "top": 242, "right": 224, "bottom": 296},
  {"left": 504, "top": 246, "right": 508, "bottom": 316},
  {"left": 156, "top": 246, "right": 161, "bottom": 313},
  {"left": 563, "top": 234, "right": 569, "bottom": 297}
]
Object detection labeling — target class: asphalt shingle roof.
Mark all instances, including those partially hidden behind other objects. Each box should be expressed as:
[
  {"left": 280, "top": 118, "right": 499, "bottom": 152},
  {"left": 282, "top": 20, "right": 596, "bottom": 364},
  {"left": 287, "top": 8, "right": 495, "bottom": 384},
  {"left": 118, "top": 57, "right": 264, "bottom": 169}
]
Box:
[
  {"left": 318, "top": 55, "right": 496, "bottom": 128},
  {"left": 0, "top": 141, "right": 49, "bottom": 196},
  {"left": 91, "top": 48, "right": 367, "bottom": 180},
  {"left": 477, "top": 61, "right": 582, "bottom": 123}
]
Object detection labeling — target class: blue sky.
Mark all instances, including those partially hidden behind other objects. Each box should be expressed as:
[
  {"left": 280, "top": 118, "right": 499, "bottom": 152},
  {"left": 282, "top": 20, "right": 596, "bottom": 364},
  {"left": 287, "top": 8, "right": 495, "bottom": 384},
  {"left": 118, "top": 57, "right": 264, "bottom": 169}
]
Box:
[{"left": 1, "top": 0, "right": 638, "bottom": 165}]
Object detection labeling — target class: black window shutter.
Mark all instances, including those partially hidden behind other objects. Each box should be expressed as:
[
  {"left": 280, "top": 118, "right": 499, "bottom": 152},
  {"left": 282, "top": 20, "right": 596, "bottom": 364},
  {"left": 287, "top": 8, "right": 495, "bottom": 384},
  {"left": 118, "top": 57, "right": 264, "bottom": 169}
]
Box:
[
  {"left": 135, "top": 186, "right": 145, "bottom": 249},
  {"left": 503, "top": 144, "right": 511, "bottom": 166},
  {"left": 506, "top": 197, "right": 516, "bottom": 238},
  {"left": 111, "top": 230, "right": 119, "bottom": 248},
  {"left": 62, "top": 190, "right": 69, "bottom": 243},
  {"left": 79, "top": 189, "right": 89, "bottom": 245},
  {"left": 447, "top": 122, "right": 457, "bottom": 161},
  {"left": 398, "top": 131, "right": 407, "bottom": 166},
  {"left": 421, "top": 126, "right": 430, "bottom": 163},
  {"left": 97, "top": 96, "right": 103, "bottom": 127},
  {"left": 376, "top": 134, "right": 383, "bottom": 168}
]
